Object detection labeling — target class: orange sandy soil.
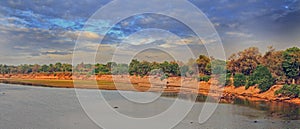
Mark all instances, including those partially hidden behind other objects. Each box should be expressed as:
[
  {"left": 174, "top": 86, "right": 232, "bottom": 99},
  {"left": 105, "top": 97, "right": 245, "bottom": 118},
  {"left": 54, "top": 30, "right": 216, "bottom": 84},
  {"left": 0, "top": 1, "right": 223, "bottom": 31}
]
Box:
[{"left": 1, "top": 73, "right": 300, "bottom": 105}]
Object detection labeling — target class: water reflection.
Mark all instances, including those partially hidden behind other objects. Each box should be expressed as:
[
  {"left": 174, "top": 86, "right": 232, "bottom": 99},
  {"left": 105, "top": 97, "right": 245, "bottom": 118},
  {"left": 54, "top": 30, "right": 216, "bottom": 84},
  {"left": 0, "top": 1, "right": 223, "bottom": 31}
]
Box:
[
  {"left": 161, "top": 92, "right": 300, "bottom": 120},
  {"left": 233, "top": 98, "right": 300, "bottom": 120}
]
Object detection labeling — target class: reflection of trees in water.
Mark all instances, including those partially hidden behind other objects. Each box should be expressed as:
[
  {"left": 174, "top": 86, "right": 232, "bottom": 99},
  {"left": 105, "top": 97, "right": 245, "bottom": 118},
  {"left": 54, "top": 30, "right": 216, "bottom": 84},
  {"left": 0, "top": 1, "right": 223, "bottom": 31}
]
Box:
[
  {"left": 161, "top": 93, "right": 300, "bottom": 120},
  {"left": 233, "top": 98, "right": 300, "bottom": 120}
]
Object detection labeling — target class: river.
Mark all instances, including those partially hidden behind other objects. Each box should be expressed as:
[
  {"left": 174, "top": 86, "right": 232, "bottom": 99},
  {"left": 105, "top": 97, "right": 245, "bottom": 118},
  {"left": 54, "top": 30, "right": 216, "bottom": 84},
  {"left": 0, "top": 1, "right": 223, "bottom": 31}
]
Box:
[{"left": 0, "top": 83, "right": 299, "bottom": 129}]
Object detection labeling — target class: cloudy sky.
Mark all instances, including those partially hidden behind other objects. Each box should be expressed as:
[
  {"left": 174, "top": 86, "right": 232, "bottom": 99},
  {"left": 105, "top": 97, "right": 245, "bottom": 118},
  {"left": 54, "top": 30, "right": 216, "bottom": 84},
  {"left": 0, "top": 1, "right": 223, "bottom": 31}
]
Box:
[{"left": 0, "top": 0, "right": 299, "bottom": 65}]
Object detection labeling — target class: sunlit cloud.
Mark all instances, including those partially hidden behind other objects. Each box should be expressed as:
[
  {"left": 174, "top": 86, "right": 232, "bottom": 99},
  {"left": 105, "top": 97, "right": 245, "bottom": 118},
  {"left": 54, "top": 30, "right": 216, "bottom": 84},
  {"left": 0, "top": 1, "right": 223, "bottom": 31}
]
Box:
[{"left": 0, "top": 0, "right": 299, "bottom": 64}]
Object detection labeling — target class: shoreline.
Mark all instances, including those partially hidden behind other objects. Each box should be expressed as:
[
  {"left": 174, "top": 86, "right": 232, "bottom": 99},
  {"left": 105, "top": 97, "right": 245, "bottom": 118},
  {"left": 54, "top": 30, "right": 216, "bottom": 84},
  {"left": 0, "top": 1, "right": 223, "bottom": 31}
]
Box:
[{"left": 0, "top": 73, "right": 300, "bottom": 105}]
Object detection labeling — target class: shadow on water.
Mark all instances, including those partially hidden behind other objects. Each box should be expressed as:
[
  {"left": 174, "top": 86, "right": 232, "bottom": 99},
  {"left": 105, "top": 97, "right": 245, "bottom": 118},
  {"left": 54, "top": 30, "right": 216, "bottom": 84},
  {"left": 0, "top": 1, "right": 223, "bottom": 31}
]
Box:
[{"left": 161, "top": 92, "right": 300, "bottom": 120}]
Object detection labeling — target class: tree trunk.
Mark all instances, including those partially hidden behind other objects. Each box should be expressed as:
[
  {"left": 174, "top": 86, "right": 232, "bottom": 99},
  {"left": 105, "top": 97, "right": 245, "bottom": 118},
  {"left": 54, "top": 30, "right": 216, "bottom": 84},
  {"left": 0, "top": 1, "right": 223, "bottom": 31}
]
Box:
[
  {"left": 230, "top": 73, "right": 234, "bottom": 86},
  {"left": 292, "top": 79, "right": 295, "bottom": 85}
]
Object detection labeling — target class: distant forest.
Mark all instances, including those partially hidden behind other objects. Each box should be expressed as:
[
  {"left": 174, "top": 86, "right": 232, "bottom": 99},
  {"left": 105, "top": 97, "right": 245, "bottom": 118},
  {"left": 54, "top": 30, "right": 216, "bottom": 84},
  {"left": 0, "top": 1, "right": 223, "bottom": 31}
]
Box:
[
  {"left": 0, "top": 46, "right": 299, "bottom": 97},
  {"left": 1, "top": 46, "right": 299, "bottom": 86}
]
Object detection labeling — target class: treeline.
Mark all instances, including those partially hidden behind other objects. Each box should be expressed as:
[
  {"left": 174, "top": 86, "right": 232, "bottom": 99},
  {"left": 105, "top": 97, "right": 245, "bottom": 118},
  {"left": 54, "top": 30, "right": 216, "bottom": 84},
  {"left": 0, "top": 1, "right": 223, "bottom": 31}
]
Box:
[
  {"left": 0, "top": 46, "right": 298, "bottom": 84},
  {"left": 0, "top": 62, "right": 127, "bottom": 75},
  {"left": 0, "top": 47, "right": 299, "bottom": 89}
]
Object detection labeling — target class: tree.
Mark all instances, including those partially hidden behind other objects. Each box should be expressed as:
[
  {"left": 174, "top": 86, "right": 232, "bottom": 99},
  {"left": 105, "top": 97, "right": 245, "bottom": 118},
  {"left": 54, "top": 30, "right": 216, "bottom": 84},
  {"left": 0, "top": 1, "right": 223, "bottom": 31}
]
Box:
[
  {"left": 169, "top": 61, "right": 180, "bottom": 76},
  {"left": 247, "top": 65, "right": 275, "bottom": 92},
  {"left": 62, "top": 63, "right": 72, "bottom": 72},
  {"left": 138, "top": 61, "right": 151, "bottom": 77},
  {"left": 282, "top": 47, "right": 300, "bottom": 84},
  {"left": 54, "top": 62, "right": 62, "bottom": 72},
  {"left": 106, "top": 62, "right": 117, "bottom": 72},
  {"left": 234, "top": 73, "right": 246, "bottom": 87},
  {"left": 48, "top": 64, "right": 55, "bottom": 73},
  {"left": 95, "top": 63, "right": 109, "bottom": 74},
  {"left": 210, "top": 59, "right": 226, "bottom": 75},
  {"left": 260, "top": 46, "right": 285, "bottom": 82},
  {"left": 129, "top": 59, "right": 140, "bottom": 76},
  {"left": 227, "top": 47, "right": 261, "bottom": 75},
  {"left": 111, "top": 64, "right": 128, "bottom": 75},
  {"left": 32, "top": 64, "right": 41, "bottom": 73},
  {"left": 196, "top": 55, "right": 210, "bottom": 75},
  {"left": 40, "top": 65, "right": 49, "bottom": 73},
  {"left": 180, "top": 65, "right": 189, "bottom": 77},
  {"left": 275, "top": 84, "right": 300, "bottom": 98}
]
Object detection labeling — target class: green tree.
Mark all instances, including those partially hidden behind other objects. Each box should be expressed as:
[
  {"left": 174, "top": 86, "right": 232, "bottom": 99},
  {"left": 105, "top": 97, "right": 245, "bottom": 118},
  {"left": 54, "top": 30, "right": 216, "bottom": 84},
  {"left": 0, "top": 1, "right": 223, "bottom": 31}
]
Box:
[
  {"left": 169, "top": 61, "right": 180, "bottom": 76},
  {"left": 129, "top": 59, "right": 140, "bottom": 76},
  {"left": 234, "top": 73, "right": 246, "bottom": 87},
  {"left": 275, "top": 84, "right": 300, "bottom": 98},
  {"left": 54, "top": 62, "right": 62, "bottom": 72},
  {"left": 62, "top": 63, "right": 72, "bottom": 72},
  {"left": 247, "top": 65, "right": 275, "bottom": 92},
  {"left": 40, "top": 65, "right": 49, "bottom": 73},
  {"left": 282, "top": 47, "right": 300, "bottom": 84}
]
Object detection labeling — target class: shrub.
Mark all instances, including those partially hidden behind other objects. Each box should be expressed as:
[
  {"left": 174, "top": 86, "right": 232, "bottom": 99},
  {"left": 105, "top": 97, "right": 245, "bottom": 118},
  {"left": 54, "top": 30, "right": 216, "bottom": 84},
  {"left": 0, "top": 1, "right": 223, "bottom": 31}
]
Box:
[
  {"left": 275, "top": 84, "right": 300, "bottom": 98},
  {"left": 234, "top": 73, "right": 246, "bottom": 87},
  {"left": 160, "top": 73, "right": 169, "bottom": 81},
  {"left": 246, "top": 65, "right": 275, "bottom": 92},
  {"left": 198, "top": 75, "right": 211, "bottom": 82}
]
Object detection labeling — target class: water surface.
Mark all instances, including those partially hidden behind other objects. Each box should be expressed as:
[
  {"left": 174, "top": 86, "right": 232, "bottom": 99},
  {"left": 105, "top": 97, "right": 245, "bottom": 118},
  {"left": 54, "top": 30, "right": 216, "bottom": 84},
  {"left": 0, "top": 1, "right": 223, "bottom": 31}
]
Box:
[{"left": 0, "top": 83, "right": 299, "bottom": 129}]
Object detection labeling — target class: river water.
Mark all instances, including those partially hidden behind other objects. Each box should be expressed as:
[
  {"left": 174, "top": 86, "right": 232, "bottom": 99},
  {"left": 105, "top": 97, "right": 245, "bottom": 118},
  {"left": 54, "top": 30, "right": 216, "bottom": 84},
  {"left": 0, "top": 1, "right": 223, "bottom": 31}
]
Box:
[{"left": 0, "top": 83, "right": 299, "bottom": 129}]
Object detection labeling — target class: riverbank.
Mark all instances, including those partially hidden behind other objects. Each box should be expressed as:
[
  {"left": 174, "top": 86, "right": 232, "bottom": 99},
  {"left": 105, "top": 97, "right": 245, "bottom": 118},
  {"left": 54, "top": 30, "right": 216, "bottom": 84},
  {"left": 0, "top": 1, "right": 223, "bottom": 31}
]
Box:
[{"left": 0, "top": 73, "right": 300, "bottom": 105}]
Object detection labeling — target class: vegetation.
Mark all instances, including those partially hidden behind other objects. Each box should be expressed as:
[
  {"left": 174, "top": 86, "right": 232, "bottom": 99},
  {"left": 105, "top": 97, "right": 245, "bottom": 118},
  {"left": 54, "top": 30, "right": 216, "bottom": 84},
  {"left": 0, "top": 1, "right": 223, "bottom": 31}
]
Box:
[
  {"left": 0, "top": 46, "right": 299, "bottom": 89},
  {"left": 282, "top": 47, "right": 300, "bottom": 84},
  {"left": 227, "top": 47, "right": 261, "bottom": 75},
  {"left": 197, "top": 75, "right": 211, "bottom": 82},
  {"left": 246, "top": 65, "right": 275, "bottom": 92},
  {"left": 275, "top": 84, "right": 300, "bottom": 98},
  {"left": 196, "top": 55, "right": 211, "bottom": 75},
  {"left": 218, "top": 73, "right": 231, "bottom": 86},
  {"left": 260, "top": 46, "right": 285, "bottom": 82},
  {"left": 233, "top": 73, "right": 247, "bottom": 87}
]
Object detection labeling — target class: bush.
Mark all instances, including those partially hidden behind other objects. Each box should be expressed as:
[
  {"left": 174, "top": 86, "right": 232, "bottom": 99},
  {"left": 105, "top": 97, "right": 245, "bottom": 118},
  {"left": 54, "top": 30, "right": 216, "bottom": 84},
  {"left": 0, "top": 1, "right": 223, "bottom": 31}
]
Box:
[
  {"left": 160, "top": 73, "right": 169, "bottom": 81},
  {"left": 198, "top": 75, "right": 211, "bottom": 82},
  {"left": 275, "top": 84, "right": 300, "bottom": 98},
  {"left": 234, "top": 73, "right": 246, "bottom": 87},
  {"left": 246, "top": 65, "right": 275, "bottom": 92}
]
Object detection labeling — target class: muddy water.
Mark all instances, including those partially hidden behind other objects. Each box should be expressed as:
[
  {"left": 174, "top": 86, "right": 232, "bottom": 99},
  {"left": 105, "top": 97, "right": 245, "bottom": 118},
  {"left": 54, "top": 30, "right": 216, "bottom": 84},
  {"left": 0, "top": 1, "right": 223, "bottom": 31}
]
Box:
[{"left": 0, "top": 83, "right": 299, "bottom": 129}]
